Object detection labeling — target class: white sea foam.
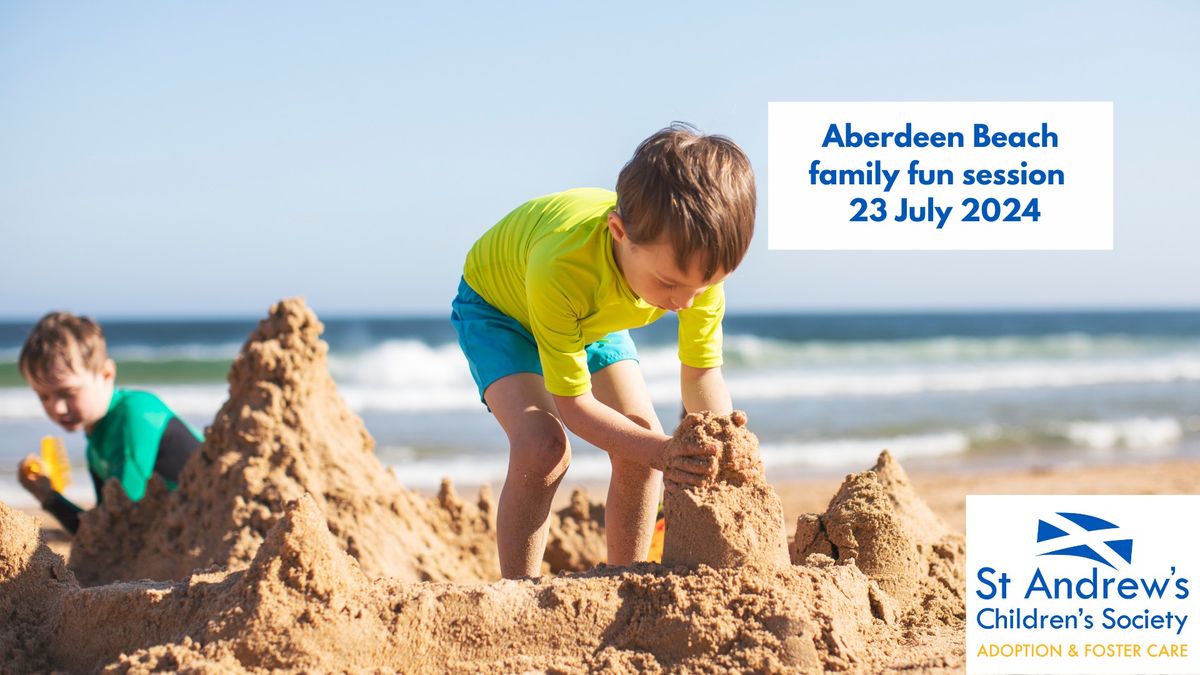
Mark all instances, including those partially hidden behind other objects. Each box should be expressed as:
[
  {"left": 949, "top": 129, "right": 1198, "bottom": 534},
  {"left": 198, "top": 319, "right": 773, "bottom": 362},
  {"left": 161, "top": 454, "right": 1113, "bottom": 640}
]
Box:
[
  {"left": 719, "top": 333, "right": 1194, "bottom": 366},
  {"left": 315, "top": 335, "right": 1200, "bottom": 388},
  {"left": 3, "top": 350, "right": 1200, "bottom": 419},
  {"left": 379, "top": 418, "right": 1188, "bottom": 490},
  {"left": 1064, "top": 417, "right": 1183, "bottom": 450},
  {"left": 327, "top": 340, "right": 473, "bottom": 387},
  {"left": 384, "top": 448, "right": 615, "bottom": 490},
  {"left": 380, "top": 431, "right": 972, "bottom": 489},
  {"left": 757, "top": 431, "right": 971, "bottom": 471},
  {"left": 716, "top": 356, "right": 1200, "bottom": 401}
]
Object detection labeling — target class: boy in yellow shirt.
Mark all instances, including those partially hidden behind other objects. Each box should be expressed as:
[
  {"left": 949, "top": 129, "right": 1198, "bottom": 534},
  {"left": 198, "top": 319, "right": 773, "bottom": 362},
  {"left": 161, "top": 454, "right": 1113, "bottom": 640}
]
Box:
[{"left": 452, "top": 124, "right": 755, "bottom": 578}]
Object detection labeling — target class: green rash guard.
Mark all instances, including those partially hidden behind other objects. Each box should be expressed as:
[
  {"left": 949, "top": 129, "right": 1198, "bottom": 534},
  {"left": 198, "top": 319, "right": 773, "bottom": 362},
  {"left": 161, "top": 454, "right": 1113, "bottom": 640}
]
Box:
[
  {"left": 85, "top": 388, "right": 202, "bottom": 501},
  {"left": 41, "top": 387, "right": 202, "bottom": 534}
]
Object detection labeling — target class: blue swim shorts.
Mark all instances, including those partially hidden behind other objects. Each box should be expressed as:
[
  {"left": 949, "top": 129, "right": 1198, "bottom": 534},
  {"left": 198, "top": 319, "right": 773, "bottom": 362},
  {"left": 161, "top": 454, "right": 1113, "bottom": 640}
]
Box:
[{"left": 450, "top": 277, "right": 639, "bottom": 406}]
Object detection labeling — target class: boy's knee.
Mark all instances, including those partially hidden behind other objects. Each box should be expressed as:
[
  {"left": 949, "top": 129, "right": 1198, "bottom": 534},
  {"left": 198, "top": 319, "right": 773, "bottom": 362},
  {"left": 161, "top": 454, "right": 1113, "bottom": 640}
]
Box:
[{"left": 508, "top": 422, "right": 571, "bottom": 487}]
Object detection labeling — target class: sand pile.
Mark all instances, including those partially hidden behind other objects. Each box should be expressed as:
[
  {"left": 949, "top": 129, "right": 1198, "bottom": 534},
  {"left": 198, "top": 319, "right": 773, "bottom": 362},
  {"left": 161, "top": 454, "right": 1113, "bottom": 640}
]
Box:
[
  {"left": 791, "top": 450, "right": 967, "bottom": 625},
  {"left": 0, "top": 502, "right": 76, "bottom": 672},
  {"left": 0, "top": 448, "right": 964, "bottom": 674},
  {"left": 69, "top": 299, "right": 506, "bottom": 585},
  {"left": 0, "top": 298, "right": 966, "bottom": 671},
  {"left": 2, "top": 493, "right": 897, "bottom": 673},
  {"left": 544, "top": 487, "right": 607, "bottom": 573},
  {"left": 661, "top": 410, "right": 791, "bottom": 570},
  {"left": 0, "top": 441, "right": 967, "bottom": 673}
]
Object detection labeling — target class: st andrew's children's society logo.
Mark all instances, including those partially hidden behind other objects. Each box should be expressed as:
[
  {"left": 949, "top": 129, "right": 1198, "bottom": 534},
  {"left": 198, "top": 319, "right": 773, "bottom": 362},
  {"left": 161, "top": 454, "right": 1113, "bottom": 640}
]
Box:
[{"left": 967, "top": 496, "right": 1198, "bottom": 674}]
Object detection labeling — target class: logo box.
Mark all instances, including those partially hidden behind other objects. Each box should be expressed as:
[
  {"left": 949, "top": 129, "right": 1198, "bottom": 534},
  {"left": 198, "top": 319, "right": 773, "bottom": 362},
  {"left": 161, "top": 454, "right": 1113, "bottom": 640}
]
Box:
[{"left": 967, "top": 495, "right": 1199, "bottom": 674}]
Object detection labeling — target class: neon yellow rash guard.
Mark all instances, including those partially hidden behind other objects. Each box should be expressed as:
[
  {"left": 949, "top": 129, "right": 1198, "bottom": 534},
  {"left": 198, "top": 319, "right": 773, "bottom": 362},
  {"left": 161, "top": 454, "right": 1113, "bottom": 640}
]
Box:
[{"left": 463, "top": 188, "right": 724, "bottom": 397}]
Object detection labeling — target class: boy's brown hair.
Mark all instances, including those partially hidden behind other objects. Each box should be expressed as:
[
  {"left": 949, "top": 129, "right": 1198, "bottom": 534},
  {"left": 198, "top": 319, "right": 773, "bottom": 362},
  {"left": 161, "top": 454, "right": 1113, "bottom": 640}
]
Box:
[
  {"left": 616, "top": 122, "right": 756, "bottom": 280},
  {"left": 19, "top": 312, "right": 109, "bottom": 385}
]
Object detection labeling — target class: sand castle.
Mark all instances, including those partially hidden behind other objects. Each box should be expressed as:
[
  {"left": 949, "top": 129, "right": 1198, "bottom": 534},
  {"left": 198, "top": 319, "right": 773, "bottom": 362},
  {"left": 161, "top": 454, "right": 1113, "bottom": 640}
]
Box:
[
  {"left": 0, "top": 299, "right": 965, "bottom": 672},
  {"left": 661, "top": 409, "right": 791, "bottom": 570},
  {"left": 791, "top": 450, "right": 967, "bottom": 625},
  {"left": 67, "top": 299, "right": 602, "bottom": 587}
]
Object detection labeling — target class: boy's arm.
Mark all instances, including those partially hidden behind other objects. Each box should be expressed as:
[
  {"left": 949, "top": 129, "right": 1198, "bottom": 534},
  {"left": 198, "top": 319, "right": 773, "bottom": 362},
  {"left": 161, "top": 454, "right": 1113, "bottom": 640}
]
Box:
[
  {"left": 554, "top": 392, "right": 716, "bottom": 491},
  {"left": 680, "top": 364, "right": 733, "bottom": 415},
  {"left": 41, "top": 492, "right": 83, "bottom": 534},
  {"left": 677, "top": 283, "right": 728, "bottom": 414},
  {"left": 553, "top": 392, "right": 669, "bottom": 465}
]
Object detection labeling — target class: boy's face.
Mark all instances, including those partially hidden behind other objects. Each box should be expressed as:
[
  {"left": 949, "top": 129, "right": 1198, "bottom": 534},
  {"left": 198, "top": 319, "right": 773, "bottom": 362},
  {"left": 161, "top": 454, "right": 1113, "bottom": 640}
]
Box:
[
  {"left": 608, "top": 212, "right": 730, "bottom": 312},
  {"left": 26, "top": 359, "right": 116, "bottom": 433}
]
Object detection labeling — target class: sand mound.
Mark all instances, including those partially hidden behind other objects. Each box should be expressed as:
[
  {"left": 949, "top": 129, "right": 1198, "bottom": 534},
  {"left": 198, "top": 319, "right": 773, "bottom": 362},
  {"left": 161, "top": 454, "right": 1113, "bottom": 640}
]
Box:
[
  {"left": 545, "top": 487, "right": 607, "bottom": 574},
  {"left": 4, "top": 492, "right": 897, "bottom": 673},
  {"left": 0, "top": 300, "right": 966, "bottom": 671},
  {"left": 0, "top": 434, "right": 965, "bottom": 672},
  {"left": 0, "top": 502, "right": 76, "bottom": 672},
  {"left": 661, "top": 410, "right": 790, "bottom": 570},
  {"left": 791, "top": 450, "right": 967, "bottom": 624},
  {"left": 69, "top": 299, "right": 506, "bottom": 585}
]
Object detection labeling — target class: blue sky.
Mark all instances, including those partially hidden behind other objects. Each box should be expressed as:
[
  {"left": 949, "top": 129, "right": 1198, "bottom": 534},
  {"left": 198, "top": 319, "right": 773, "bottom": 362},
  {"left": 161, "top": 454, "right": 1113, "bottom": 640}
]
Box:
[{"left": 1, "top": 1, "right": 1197, "bottom": 317}]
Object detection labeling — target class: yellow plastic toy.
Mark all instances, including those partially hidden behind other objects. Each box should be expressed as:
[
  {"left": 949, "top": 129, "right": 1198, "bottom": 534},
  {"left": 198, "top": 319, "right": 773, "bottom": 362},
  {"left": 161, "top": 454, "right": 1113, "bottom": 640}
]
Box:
[{"left": 22, "top": 436, "right": 71, "bottom": 492}]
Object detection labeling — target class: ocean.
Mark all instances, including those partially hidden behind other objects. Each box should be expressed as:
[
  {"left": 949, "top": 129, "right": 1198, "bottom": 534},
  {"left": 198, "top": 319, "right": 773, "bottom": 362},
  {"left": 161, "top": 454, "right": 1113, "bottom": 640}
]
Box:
[{"left": 3, "top": 310, "right": 1199, "bottom": 508}]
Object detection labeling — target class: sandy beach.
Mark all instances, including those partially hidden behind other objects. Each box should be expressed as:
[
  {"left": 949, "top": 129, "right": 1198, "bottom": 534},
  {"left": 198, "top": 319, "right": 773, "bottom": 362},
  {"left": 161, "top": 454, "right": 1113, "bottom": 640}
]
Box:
[
  {"left": 10, "top": 461, "right": 1198, "bottom": 673},
  {"left": 3, "top": 299, "right": 1198, "bottom": 673}
]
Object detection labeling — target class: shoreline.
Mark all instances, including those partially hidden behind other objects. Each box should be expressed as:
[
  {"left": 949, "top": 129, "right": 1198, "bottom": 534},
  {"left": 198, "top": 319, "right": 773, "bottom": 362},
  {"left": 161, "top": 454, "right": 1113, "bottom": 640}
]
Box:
[{"left": 23, "top": 456, "right": 1200, "bottom": 561}]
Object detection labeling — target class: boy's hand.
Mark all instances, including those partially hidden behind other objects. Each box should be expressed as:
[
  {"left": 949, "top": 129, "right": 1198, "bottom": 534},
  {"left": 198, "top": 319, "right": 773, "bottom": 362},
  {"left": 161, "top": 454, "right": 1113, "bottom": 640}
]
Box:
[
  {"left": 18, "top": 455, "right": 54, "bottom": 504},
  {"left": 651, "top": 437, "right": 720, "bottom": 494}
]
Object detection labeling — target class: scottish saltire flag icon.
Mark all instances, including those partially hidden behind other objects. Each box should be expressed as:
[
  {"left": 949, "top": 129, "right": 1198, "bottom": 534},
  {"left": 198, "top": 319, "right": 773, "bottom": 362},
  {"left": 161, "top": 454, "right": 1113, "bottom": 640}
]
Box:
[{"left": 1035, "top": 512, "right": 1133, "bottom": 569}]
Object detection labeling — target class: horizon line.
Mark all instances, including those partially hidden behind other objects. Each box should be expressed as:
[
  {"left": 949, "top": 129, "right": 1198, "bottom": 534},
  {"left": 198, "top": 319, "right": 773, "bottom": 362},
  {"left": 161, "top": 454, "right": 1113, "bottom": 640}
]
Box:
[{"left": 3, "top": 304, "right": 1200, "bottom": 323}]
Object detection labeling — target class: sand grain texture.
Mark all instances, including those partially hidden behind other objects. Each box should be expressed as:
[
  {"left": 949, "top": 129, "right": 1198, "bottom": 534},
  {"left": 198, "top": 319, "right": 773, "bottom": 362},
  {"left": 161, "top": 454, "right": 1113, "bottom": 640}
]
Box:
[
  {"left": 545, "top": 487, "right": 607, "bottom": 574},
  {"left": 661, "top": 410, "right": 791, "bottom": 570},
  {"left": 3, "top": 493, "right": 913, "bottom": 673},
  {"left": 0, "top": 299, "right": 966, "bottom": 673},
  {"left": 69, "top": 299, "right": 506, "bottom": 586},
  {"left": 791, "top": 450, "right": 967, "bottom": 625},
  {"left": 0, "top": 503, "right": 76, "bottom": 672}
]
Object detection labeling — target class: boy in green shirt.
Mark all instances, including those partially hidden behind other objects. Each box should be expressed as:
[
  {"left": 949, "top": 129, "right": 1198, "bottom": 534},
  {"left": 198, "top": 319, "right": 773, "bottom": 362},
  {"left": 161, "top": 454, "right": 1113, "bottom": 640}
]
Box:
[
  {"left": 452, "top": 124, "right": 756, "bottom": 578},
  {"left": 16, "top": 312, "right": 202, "bottom": 534}
]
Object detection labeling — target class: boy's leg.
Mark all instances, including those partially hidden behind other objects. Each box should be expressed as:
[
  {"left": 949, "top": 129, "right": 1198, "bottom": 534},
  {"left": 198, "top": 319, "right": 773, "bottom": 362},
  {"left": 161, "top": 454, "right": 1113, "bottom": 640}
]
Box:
[
  {"left": 590, "top": 360, "right": 664, "bottom": 565},
  {"left": 485, "top": 372, "right": 572, "bottom": 579}
]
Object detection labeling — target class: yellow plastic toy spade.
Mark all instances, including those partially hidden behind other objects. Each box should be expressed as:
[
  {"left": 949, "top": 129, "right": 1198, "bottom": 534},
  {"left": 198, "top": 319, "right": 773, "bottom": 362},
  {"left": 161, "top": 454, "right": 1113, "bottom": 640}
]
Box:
[
  {"left": 42, "top": 436, "right": 71, "bottom": 492},
  {"left": 28, "top": 436, "right": 72, "bottom": 492}
]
